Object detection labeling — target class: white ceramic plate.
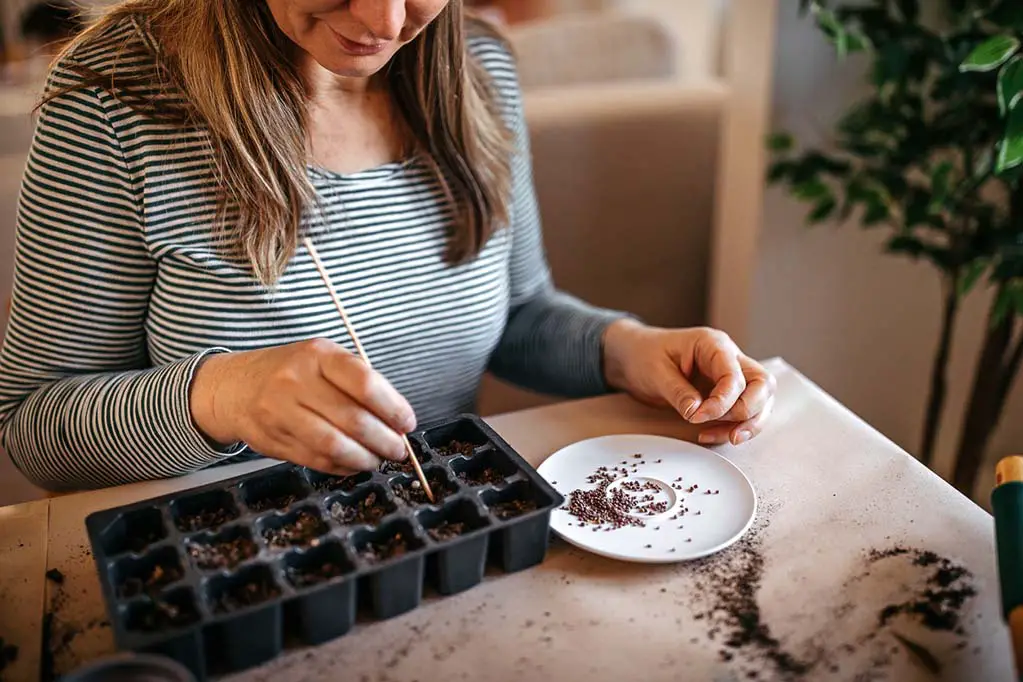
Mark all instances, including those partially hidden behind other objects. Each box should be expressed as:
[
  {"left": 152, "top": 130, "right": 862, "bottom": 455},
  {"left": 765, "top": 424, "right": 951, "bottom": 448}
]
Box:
[{"left": 537, "top": 434, "right": 757, "bottom": 563}]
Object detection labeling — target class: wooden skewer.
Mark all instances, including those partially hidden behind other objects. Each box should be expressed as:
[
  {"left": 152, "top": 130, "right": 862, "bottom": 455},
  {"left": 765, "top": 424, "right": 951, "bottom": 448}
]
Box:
[{"left": 302, "top": 236, "right": 435, "bottom": 503}]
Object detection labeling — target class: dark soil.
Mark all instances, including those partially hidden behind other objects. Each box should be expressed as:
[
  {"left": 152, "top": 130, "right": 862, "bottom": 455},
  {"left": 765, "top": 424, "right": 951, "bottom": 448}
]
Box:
[
  {"left": 392, "top": 475, "right": 454, "bottom": 506},
  {"left": 118, "top": 562, "right": 183, "bottom": 599},
  {"left": 40, "top": 557, "right": 111, "bottom": 682},
  {"left": 871, "top": 547, "right": 976, "bottom": 635},
  {"left": 685, "top": 502, "right": 813, "bottom": 680},
  {"left": 123, "top": 528, "right": 163, "bottom": 554},
  {"left": 313, "top": 474, "right": 364, "bottom": 493},
  {"left": 380, "top": 450, "right": 430, "bottom": 476},
  {"left": 435, "top": 440, "right": 479, "bottom": 458},
  {"left": 330, "top": 492, "right": 392, "bottom": 526},
  {"left": 287, "top": 561, "right": 348, "bottom": 588},
  {"left": 176, "top": 506, "right": 237, "bottom": 532},
  {"left": 358, "top": 533, "right": 411, "bottom": 564},
  {"left": 457, "top": 466, "right": 506, "bottom": 487},
  {"left": 212, "top": 574, "right": 281, "bottom": 614},
  {"left": 187, "top": 535, "right": 258, "bottom": 570},
  {"left": 489, "top": 498, "right": 538, "bottom": 520},
  {"left": 428, "top": 520, "right": 467, "bottom": 542},
  {"left": 130, "top": 597, "right": 199, "bottom": 632},
  {"left": 247, "top": 492, "right": 298, "bottom": 513},
  {"left": 0, "top": 637, "right": 18, "bottom": 674},
  {"left": 262, "top": 511, "right": 329, "bottom": 550}
]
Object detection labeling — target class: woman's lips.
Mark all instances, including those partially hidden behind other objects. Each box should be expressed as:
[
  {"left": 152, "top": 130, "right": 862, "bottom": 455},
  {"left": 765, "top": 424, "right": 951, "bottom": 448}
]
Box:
[{"left": 330, "top": 28, "right": 387, "bottom": 56}]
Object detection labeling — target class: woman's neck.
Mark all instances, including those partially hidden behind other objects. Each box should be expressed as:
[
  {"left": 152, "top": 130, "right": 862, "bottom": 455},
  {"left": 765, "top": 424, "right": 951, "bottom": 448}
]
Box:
[{"left": 298, "top": 51, "right": 387, "bottom": 101}]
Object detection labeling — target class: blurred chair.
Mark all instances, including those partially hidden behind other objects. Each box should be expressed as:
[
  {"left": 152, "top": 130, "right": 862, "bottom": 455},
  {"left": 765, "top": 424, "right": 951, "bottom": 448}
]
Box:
[{"left": 477, "top": 2, "right": 729, "bottom": 415}]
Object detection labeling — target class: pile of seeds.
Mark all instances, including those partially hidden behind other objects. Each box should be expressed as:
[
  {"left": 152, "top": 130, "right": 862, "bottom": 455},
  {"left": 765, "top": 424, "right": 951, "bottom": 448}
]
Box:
[
  {"left": 562, "top": 458, "right": 709, "bottom": 530},
  {"left": 563, "top": 466, "right": 647, "bottom": 530}
]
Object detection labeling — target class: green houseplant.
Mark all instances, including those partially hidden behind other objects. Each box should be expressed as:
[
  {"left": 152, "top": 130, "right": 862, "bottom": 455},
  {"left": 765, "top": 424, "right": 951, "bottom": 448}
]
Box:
[{"left": 768, "top": 0, "right": 1023, "bottom": 496}]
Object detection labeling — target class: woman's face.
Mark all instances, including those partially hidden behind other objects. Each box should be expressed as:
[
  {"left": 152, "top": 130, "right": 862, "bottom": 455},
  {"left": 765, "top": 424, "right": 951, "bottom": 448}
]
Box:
[{"left": 266, "top": 0, "right": 451, "bottom": 78}]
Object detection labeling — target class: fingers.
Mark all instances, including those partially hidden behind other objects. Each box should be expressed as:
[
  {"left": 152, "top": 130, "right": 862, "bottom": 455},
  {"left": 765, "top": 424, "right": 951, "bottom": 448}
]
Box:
[
  {"left": 689, "top": 333, "right": 746, "bottom": 424},
  {"left": 659, "top": 363, "right": 704, "bottom": 420},
  {"left": 279, "top": 410, "right": 384, "bottom": 471},
  {"left": 298, "top": 380, "right": 407, "bottom": 462},
  {"left": 718, "top": 355, "right": 776, "bottom": 422},
  {"left": 319, "top": 347, "right": 417, "bottom": 434},
  {"left": 698, "top": 394, "right": 775, "bottom": 446}
]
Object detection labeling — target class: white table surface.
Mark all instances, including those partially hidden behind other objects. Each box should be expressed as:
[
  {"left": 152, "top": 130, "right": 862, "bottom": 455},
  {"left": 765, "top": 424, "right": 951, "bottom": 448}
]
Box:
[{"left": 0, "top": 358, "right": 1014, "bottom": 682}]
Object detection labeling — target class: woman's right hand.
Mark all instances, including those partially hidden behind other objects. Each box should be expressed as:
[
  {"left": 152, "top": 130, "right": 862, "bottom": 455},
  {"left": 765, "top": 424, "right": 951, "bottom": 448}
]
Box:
[{"left": 189, "top": 339, "right": 416, "bottom": 475}]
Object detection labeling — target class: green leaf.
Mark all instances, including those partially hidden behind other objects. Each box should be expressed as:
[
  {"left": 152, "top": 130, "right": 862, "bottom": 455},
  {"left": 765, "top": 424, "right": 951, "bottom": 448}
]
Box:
[
  {"left": 766, "top": 132, "right": 795, "bottom": 152},
  {"left": 960, "top": 35, "right": 1021, "bottom": 73},
  {"left": 811, "top": 3, "right": 845, "bottom": 38},
  {"left": 792, "top": 178, "right": 832, "bottom": 202},
  {"left": 998, "top": 56, "right": 1023, "bottom": 115},
  {"left": 767, "top": 160, "right": 792, "bottom": 183},
  {"left": 808, "top": 196, "right": 838, "bottom": 224},
  {"left": 863, "top": 200, "right": 890, "bottom": 226},
  {"left": 929, "top": 162, "right": 954, "bottom": 211},
  {"left": 991, "top": 284, "right": 1021, "bottom": 326},
  {"left": 887, "top": 234, "right": 926, "bottom": 257},
  {"left": 957, "top": 260, "right": 989, "bottom": 296},
  {"left": 996, "top": 104, "right": 1023, "bottom": 173}
]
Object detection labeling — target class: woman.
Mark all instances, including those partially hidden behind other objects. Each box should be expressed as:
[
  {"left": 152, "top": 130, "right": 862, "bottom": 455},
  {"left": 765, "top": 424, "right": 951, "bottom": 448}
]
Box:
[{"left": 0, "top": 0, "right": 775, "bottom": 491}]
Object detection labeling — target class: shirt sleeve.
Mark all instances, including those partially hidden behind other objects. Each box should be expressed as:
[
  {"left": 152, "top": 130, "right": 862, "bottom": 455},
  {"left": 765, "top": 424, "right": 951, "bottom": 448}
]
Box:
[
  {"left": 479, "top": 38, "right": 633, "bottom": 397},
  {"left": 0, "top": 74, "right": 243, "bottom": 491}
]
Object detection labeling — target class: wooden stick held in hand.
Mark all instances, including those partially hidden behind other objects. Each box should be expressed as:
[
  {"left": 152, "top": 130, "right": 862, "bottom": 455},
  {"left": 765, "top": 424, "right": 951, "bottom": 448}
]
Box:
[{"left": 302, "top": 236, "right": 435, "bottom": 503}]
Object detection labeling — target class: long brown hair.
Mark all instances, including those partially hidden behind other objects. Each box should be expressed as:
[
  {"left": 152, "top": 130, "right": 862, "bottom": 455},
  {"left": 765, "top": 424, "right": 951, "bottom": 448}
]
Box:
[{"left": 46, "top": 1, "right": 514, "bottom": 286}]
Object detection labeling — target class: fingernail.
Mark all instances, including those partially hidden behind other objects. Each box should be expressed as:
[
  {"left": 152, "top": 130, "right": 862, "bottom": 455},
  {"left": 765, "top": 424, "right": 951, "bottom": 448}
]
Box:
[
  {"left": 682, "top": 399, "right": 700, "bottom": 421},
  {"left": 734, "top": 429, "right": 753, "bottom": 445},
  {"left": 698, "top": 432, "right": 716, "bottom": 445},
  {"left": 401, "top": 414, "right": 417, "bottom": 433}
]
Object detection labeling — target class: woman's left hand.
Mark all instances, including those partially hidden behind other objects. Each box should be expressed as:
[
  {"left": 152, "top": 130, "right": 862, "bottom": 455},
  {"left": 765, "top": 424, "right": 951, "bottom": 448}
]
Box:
[{"left": 602, "top": 319, "right": 776, "bottom": 445}]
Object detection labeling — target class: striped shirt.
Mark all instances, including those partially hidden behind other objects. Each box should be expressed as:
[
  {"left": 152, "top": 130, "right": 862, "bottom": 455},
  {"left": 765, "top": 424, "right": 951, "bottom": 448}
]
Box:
[{"left": 0, "top": 16, "right": 625, "bottom": 491}]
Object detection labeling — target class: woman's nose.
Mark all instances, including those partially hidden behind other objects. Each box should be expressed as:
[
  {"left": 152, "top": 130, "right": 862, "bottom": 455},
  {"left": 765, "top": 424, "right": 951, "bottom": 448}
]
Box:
[{"left": 348, "top": 0, "right": 405, "bottom": 42}]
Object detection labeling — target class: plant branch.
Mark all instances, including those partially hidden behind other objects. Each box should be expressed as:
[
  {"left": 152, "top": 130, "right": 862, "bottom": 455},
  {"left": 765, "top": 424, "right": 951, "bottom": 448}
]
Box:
[{"left": 920, "top": 273, "right": 961, "bottom": 466}]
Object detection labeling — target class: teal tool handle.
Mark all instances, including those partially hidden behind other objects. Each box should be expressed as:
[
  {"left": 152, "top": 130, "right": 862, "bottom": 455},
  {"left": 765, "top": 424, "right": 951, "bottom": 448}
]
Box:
[{"left": 992, "top": 481, "right": 1023, "bottom": 621}]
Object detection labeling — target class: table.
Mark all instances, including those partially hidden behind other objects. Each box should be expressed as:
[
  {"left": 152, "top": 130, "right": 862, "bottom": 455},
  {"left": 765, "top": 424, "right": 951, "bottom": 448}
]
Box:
[{"left": 0, "top": 358, "right": 1014, "bottom": 681}]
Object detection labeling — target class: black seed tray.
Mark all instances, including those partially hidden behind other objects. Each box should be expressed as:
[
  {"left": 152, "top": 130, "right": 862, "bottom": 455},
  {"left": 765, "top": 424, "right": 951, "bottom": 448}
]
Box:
[{"left": 84, "top": 414, "right": 563, "bottom": 681}]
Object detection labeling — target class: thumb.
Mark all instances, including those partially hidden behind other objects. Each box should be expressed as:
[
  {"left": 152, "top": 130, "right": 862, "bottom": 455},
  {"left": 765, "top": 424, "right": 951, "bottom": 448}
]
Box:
[{"left": 661, "top": 371, "right": 703, "bottom": 422}]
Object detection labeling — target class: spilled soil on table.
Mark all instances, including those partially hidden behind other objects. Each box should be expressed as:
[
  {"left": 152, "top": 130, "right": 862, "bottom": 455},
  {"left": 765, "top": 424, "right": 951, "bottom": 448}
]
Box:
[
  {"left": 41, "top": 549, "right": 111, "bottom": 682},
  {"left": 683, "top": 503, "right": 979, "bottom": 681}
]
